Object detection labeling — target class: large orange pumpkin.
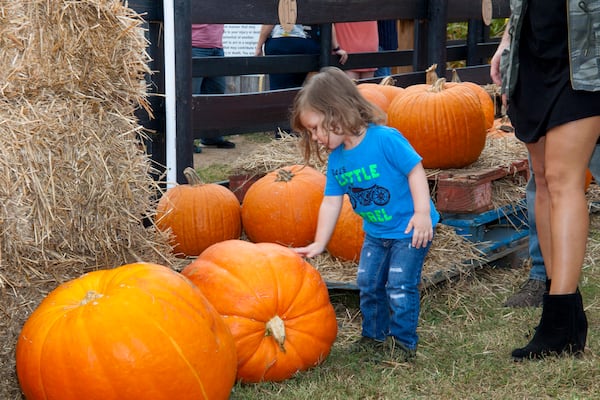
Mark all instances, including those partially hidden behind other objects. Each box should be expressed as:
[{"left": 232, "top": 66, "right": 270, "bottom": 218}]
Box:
[
  {"left": 451, "top": 69, "right": 495, "bottom": 130},
  {"left": 182, "top": 240, "right": 338, "bottom": 383},
  {"left": 241, "top": 165, "right": 325, "bottom": 247},
  {"left": 326, "top": 195, "right": 365, "bottom": 262},
  {"left": 156, "top": 167, "right": 241, "bottom": 257},
  {"left": 16, "top": 262, "right": 237, "bottom": 400},
  {"left": 387, "top": 78, "right": 487, "bottom": 169}
]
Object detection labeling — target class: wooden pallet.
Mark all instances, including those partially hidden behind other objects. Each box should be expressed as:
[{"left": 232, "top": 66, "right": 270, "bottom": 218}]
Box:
[{"left": 432, "top": 159, "right": 529, "bottom": 214}]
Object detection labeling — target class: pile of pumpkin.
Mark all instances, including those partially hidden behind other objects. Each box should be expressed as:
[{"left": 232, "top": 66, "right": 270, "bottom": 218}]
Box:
[
  {"left": 14, "top": 165, "right": 342, "bottom": 399},
  {"left": 14, "top": 71, "right": 499, "bottom": 400}
]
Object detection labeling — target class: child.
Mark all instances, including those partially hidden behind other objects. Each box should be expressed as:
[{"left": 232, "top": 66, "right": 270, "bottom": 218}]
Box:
[{"left": 291, "top": 67, "right": 439, "bottom": 362}]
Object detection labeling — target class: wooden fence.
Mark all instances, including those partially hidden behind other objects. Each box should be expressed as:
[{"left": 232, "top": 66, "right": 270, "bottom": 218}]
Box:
[{"left": 128, "top": 0, "right": 510, "bottom": 183}]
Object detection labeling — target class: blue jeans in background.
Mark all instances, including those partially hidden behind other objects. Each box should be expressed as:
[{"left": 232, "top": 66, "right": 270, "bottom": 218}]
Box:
[
  {"left": 374, "top": 46, "right": 392, "bottom": 77},
  {"left": 264, "top": 37, "right": 320, "bottom": 90},
  {"left": 356, "top": 234, "right": 432, "bottom": 350},
  {"left": 192, "top": 47, "right": 226, "bottom": 94},
  {"left": 527, "top": 145, "right": 600, "bottom": 282}
]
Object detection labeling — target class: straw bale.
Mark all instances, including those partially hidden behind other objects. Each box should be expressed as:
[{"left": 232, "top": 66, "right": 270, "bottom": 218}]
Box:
[
  {"left": 0, "top": 0, "right": 151, "bottom": 114},
  {"left": 0, "top": 1, "right": 172, "bottom": 397},
  {"left": 0, "top": 96, "right": 174, "bottom": 287}
]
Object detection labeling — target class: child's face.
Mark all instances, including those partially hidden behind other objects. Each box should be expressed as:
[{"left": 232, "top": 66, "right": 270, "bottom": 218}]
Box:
[{"left": 299, "top": 109, "right": 344, "bottom": 150}]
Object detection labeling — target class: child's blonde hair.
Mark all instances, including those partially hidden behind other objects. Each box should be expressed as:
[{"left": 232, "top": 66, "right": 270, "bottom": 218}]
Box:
[{"left": 291, "top": 66, "right": 387, "bottom": 163}]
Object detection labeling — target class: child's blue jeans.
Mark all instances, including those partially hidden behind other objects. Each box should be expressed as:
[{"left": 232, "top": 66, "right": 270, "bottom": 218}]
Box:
[{"left": 356, "top": 234, "right": 432, "bottom": 350}]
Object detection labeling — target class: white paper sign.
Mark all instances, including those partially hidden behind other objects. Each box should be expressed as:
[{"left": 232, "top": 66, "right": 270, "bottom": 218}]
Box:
[{"left": 222, "top": 24, "right": 262, "bottom": 57}]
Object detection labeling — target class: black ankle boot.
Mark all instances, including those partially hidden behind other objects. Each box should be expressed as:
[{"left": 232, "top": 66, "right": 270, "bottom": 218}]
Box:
[
  {"left": 512, "top": 293, "right": 586, "bottom": 360},
  {"left": 574, "top": 289, "right": 588, "bottom": 352}
]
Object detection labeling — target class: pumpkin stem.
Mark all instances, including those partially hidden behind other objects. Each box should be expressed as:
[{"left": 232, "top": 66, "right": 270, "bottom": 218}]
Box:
[
  {"left": 183, "top": 167, "right": 204, "bottom": 186},
  {"left": 379, "top": 76, "right": 396, "bottom": 86},
  {"left": 265, "top": 315, "right": 286, "bottom": 353},
  {"left": 425, "top": 64, "right": 439, "bottom": 84},
  {"left": 429, "top": 78, "right": 447, "bottom": 93},
  {"left": 80, "top": 290, "right": 104, "bottom": 305},
  {"left": 275, "top": 168, "right": 294, "bottom": 182},
  {"left": 451, "top": 68, "right": 462, "bottom": 83}
]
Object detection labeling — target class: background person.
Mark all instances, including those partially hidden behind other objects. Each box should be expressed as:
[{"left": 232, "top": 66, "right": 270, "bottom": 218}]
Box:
[{"left": 192, "top": 24, "right": 235, "bottom": 149}]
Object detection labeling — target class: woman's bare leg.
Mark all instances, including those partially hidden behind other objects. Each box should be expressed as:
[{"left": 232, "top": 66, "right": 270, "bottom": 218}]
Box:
[{"left": 544, "top": 116, "right": 600, "bottom": 294}]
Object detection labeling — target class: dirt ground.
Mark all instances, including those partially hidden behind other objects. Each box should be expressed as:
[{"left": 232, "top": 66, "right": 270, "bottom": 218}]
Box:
[{"left": 193, "top": 134, "right": 269, "bottom": 169}]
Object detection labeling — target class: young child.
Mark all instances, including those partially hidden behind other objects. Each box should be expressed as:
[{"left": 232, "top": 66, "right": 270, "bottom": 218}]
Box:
[{"left": 291, "top": 67, "right": 439, "bottom": 362}]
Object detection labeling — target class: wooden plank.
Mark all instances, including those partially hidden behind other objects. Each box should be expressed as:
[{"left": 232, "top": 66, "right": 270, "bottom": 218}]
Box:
[
  {"left": 128, "top": 0, "right": 510, "bottom": 25},
  {"left": 190, "top": 0, "right": 428, "bottom": 25},
  {"left": 191, "top": 70, "right": 428, "bottom": 137}
]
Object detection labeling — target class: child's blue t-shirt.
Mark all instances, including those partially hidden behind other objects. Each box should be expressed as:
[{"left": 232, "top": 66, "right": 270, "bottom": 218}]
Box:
[{"left": 325, "top": 124, "right": 440, "bottom": 239}]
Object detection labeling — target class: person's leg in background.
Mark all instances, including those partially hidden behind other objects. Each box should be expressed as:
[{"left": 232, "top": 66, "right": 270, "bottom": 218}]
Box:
[
  {"left": 192, "top": 47, "right": 235, "bottom": 149},
  {"left": 504, "top": 166, "right": 546, "bottom": 307}
]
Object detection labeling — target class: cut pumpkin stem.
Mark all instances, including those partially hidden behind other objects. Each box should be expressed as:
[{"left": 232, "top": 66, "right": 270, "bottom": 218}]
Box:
[{"left": 265, "top": 315, "right": 286, "bottom": 353}]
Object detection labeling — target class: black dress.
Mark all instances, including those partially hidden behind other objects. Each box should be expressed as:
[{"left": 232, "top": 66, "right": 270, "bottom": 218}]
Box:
[{"left": 508, "top": 0, "right": 600, "bottom": 143}]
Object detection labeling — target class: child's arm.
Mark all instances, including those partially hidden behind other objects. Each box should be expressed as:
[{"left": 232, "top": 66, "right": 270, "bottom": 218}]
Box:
[
  {"left": 293, "top": 195, "right": 343, "bottom": 258},
  {"left": 405, "top": 162, "right": 434, "bottom": 248}
]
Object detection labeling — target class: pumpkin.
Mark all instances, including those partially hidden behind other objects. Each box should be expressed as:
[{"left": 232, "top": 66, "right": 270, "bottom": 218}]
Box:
[
  {"left": 357, "top": 85, "right": 391, "bottom": 112},
  {"left": 241, "top": 165, "right": 325, "bottom": 247},
  {"left": 156, "top": 167, "right": 241, "bottom": 257},
  {"left": 451, "top": 69, "right": 495, "bottom": 130},
  {"left": 16, "top": 262, "right": 237, "bottom": 400},
  {"left": 326, "top": 195, "right": 365, "bottom": 262},
  {"left": 387, "top": 77, "right": 487, "bottom": 169},
  {"left": 357, "top": 77, "right": 405, "bottom": 110},
  {"left": 181, "top": 240, "right": 338, "bottom": 383}
]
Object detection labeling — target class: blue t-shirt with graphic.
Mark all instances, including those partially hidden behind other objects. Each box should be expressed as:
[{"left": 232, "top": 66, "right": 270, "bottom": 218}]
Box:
[{"left": 325, "top": 124, "right": 440, "bottom": 239}]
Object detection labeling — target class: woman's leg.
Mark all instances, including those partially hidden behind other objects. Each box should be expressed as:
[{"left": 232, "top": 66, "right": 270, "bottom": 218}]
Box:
[{"left": 544, "top": 116, "right": 600, "bottom": 294}]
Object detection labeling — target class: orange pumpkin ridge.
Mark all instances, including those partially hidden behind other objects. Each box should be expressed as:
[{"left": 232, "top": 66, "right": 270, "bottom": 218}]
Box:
[
  {"left": 16, "top": 263, "right": 237, "bottom": 400},
  {"left": 388, "top": 78, "right": 487, "bottom": 169},
  {"left": 182, "top": 240, "right": 338, "bottom": 383},
  {"left": 155, "top": 167, "right": 242, "bottom": 257},
  {"left": 241, "top": 165, "right": 325, "bottom": 247}
]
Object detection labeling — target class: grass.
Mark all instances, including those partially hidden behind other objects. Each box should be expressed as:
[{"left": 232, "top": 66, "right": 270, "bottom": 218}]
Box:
[
  {"left": 228, "top": 239, "right": 600, "bottom": 399},
  {"left": 194, "top": 132, "right": 274, "bottom": 183}
]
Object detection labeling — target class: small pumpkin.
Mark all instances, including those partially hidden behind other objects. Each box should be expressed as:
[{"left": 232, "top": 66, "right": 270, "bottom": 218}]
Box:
[
  {"left": 387, "top": 77, "right": 487, "bottom": 169},
  {"left": 326, "top": 195, "right": 365, "bottom": 262},
  {"left": 16, "top": 262, "right": 237, "bottom": 400},
  {"left": 241, "top": 165, "right": 325, "bottom": 247},
  {"left": 182, "top": 240, "right": 338, "bottom": 383},
  {"left": 156, "top": 167, "right": 241, "bottom": 257}
]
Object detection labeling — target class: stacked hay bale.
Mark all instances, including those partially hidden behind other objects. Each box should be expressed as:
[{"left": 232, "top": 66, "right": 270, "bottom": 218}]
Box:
[{"left": 0, "top": 1, "right": 175, "bottom": 397}]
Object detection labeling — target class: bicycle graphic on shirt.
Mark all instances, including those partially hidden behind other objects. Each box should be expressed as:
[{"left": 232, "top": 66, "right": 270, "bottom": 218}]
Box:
[{"left": 348, "top": 184, "right": 391, "bottom": 209}]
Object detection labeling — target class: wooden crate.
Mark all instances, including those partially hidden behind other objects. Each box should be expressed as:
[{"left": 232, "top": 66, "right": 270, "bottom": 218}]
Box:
[{"left": 432, "top": 159, "right": 529, "bottom": 214}]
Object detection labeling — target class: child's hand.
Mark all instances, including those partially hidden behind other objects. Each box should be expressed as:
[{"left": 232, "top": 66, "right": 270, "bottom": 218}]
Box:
[
  {"left": 293, "top": 242, "right": 326, "bottom": 258},
  {"left": 405, "top": 212, "right": 433, "bottom": 249}
]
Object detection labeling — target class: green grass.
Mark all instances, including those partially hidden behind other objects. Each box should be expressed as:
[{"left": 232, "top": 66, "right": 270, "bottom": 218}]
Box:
[
  {"left": 228, "top": 230, "right": 600, "bottom": 399},
  {"left": 195, "top": 163, "right": 232, "bottom": 183}
]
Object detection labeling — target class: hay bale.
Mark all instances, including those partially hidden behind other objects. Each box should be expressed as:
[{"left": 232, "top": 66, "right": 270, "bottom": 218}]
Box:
[{"left": 0, "top": 1, "right": 175, "bottom": 398}]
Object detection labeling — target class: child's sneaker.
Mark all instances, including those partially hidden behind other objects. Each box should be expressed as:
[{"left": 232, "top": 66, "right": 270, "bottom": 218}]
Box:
[
  {"left": 383, "top": 336, "right": 416, "bottom": 363},
  {"left": 349, "top": 336, "right": 385, "bottom": 354}
]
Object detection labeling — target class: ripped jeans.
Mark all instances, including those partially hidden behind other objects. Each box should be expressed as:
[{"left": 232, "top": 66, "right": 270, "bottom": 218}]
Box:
[{"left": 356, "top": 234, "right": 432, "bottom": 350}]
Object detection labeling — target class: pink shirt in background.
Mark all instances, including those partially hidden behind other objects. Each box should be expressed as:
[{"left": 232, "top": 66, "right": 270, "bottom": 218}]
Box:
[
  {"left": 334, "top": 21, "right": 378, "bottom": 54},
  {"left": 334, "top": 21, "right": 378, "bottom": 72},
  {"left": 191, "top": 24, "right": 224, "bottom": 49}
]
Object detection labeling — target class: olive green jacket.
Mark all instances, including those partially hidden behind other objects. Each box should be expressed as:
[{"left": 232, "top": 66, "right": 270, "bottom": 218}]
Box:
[{"left": 501, "top": 0, "right": 600, "bottom": 97}]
